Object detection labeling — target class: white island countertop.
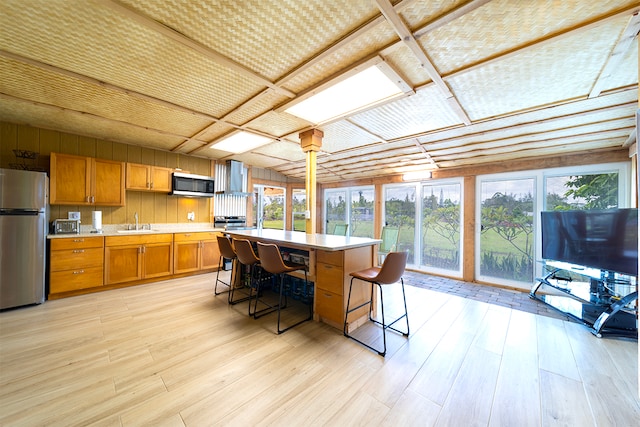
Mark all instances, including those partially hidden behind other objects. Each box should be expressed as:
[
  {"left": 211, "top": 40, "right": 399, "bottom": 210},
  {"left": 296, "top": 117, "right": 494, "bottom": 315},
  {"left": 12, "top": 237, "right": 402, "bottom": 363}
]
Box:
[{"left": 225, "top": 229, "right": 381, "bottom": 251}]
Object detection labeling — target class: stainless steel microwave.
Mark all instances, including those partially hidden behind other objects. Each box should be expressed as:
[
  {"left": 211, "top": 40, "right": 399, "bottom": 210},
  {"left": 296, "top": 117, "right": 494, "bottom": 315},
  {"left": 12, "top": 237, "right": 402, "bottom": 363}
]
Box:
[{"left": 170, "top": 172, "right": 215, "bottom": 197}]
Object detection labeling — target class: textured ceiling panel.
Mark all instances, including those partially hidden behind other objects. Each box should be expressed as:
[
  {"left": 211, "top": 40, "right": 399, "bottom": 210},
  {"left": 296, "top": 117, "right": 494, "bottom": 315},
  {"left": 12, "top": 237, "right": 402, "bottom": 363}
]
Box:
[
  {"left": 0, "top": 56, "right": 212, "bottom": 138},
  {"left": 448, "top": 19, "right": 627, "bottom": 121},
  {"left": 0, "top": 0, "right": 262, "bottom": 117},
  {"left": 319, "top": 121, "right": 380, "bottom": 153},
  {"left": 0, "top": 97, "right": 183, "bottom": 151},
  {"left": 349, "top": 85, "right": 463, "bottom": 139},
  {"left": 421, "top": 0, "right": 638, "bottom": 74},
  {"left": 119, "top": 0, "right": 381, "bottom": 82},
  {"left": 281, "top": 20, "right": 399, "bottom": 94}
]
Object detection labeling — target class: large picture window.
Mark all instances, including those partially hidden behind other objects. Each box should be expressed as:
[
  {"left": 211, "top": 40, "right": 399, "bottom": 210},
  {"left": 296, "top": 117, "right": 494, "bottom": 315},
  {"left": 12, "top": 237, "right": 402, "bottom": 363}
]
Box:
[{"left": 477, "top": 163, "right": 629, "bottom": 289}]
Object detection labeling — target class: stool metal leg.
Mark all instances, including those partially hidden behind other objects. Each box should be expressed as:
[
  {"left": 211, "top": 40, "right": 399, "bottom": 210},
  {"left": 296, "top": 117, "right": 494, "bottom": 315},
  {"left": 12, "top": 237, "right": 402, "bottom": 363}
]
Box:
[
  {"left": 215, "top": 256, "right": 234, "bottom": 296},
  {"left": 343, "top": 277, "right": 410, "bottom": 356}
]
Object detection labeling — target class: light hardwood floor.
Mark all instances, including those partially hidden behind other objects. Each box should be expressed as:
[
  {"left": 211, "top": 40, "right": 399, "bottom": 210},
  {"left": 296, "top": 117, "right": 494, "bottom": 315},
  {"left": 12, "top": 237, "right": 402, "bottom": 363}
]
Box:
[{"left": 1, "top": 272, "right": 639, "bottom": 426}]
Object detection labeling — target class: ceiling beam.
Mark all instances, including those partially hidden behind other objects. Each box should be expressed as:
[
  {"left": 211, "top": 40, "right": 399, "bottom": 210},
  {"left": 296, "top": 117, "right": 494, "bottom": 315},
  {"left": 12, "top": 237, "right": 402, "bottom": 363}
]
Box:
[
  {"left": 374, "top": 0, "right": 471, "bottom": 125},
  {"left": 103, "top": 0, "right": 295, "bottom": 98},
  {"left": 589, "top": 12, "right": 640, "bottom": 98}
]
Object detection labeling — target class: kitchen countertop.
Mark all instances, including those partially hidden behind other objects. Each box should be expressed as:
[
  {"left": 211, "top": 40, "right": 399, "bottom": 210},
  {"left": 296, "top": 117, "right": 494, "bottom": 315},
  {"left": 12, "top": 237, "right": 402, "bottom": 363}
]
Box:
[
  {"left": 225, "top": 229, "right": 381, "bottom": 251},
  {"left": 47, "top": 223, "right": 224, "bottom": 239}
]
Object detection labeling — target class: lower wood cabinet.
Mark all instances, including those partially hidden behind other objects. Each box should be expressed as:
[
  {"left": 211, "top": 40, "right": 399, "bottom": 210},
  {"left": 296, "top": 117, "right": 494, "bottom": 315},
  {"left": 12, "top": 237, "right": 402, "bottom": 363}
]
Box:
[
  {"left": 104, "top": 234, "right": 173, "bottom": 285},
  {"left": 315, "top": 245, "right": 374, "bottom": 329},
  {"left": 49, "top": 236, "right": 104, "bottom": 296},
  {"left": 174, "top": 231, "right": 220, "bottom": 274}
]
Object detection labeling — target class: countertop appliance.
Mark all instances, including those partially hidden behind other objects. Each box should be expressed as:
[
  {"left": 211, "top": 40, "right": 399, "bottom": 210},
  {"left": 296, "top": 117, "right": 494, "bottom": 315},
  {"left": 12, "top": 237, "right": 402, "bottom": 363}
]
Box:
[
  {"left": 214, "top": 215, "right": 250, "bottom": 230},
  {"left": 52, "top": 218, "right": 80, "bottom": 234},
  {"left": 0, "top": 168, "right": 48, "bottom": 310}
]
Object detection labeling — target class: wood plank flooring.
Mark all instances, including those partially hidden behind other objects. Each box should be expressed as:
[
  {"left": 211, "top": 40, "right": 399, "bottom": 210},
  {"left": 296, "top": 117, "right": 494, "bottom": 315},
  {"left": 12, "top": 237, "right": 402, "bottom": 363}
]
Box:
[{"left": 1, "top": 271, "right": 639, "bottom": 426}]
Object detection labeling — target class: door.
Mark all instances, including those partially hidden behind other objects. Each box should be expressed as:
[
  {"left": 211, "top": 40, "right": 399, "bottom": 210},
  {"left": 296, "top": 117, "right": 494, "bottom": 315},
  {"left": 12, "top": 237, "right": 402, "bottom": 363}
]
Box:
[
  {"left": 253, "top": 185, "right": 285, "bottom": 230},
  {"left": 105, "top": 245, "right": 143, "bottom": 284},
  {"left": 144, "top": 242, "right": 173, "bottom": 278},
  {"left": 50, "top": 153, "right": 91, "bottom": 204}
]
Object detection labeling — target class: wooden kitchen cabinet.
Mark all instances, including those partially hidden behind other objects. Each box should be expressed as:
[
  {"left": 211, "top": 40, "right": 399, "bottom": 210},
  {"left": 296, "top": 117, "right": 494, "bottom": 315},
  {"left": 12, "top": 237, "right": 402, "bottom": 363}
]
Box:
[
  {"left": 104, "top": 234, "right": 173, "bottom": 285},
  {"left": 315, "top": 245, "right": 374, "bottom": 328},
  {"left": 49, "top": 236, "right": 104, "bottom": 296},
  {"left": 174, "top": 231, "right": 220, "bottom": 274},
  {"left": 126, "top": 163, "right": 172, "bottom": 192},
  {"left": 50, "top": 153, "right": 125, "bottom": 206}
]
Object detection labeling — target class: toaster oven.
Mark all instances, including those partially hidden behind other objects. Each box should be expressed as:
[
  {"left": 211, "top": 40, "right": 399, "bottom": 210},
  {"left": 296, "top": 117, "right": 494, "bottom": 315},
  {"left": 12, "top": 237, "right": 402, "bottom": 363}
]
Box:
[{"left": 52, "top": 219, "right": 80, "bottom": 234}]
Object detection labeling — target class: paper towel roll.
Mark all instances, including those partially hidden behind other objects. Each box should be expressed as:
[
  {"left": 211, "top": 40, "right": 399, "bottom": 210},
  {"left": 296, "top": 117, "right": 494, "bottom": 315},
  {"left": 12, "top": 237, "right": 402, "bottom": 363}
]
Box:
[{"left": 92, "top": 211, "right": 102, "bottom": 230}]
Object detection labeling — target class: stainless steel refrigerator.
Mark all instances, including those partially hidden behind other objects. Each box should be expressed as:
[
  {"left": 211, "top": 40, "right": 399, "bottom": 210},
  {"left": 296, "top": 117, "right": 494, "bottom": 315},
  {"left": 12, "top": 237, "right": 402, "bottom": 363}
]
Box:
[{"left": 0, "top": 168, "right": 48, "bottom": 309}]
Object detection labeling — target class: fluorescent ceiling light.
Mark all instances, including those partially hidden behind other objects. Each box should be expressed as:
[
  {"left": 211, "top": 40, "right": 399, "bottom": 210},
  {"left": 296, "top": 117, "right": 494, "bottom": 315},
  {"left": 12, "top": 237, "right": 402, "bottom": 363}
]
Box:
[
  {"left": 402, "top": 171, "right": 432, "bottom": 181},
  {"left": 284, "top": 60, "right": 410, "bottom": 125},
  {"left": 211, "top": 131, "right": 272, "bottom": 154}
]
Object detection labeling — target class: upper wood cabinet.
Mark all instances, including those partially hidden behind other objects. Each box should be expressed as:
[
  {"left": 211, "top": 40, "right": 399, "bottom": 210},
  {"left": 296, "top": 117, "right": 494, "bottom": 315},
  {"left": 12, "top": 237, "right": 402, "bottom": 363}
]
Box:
[
  {"left": 126, "top": 163, "right": 172, "bottom": 192},
  {"left": 50, "top": 153, "right": 125, "bottom": 206}
]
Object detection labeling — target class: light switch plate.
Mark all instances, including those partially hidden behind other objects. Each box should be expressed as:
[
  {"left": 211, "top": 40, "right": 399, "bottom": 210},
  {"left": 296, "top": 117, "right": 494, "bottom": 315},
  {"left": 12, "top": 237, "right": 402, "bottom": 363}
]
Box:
[
  {"left": 187, "top": 212, "right": 195, "bottom": 221},
  {"left": 68, "top": 211, "right": 80, "bottom": 220}
]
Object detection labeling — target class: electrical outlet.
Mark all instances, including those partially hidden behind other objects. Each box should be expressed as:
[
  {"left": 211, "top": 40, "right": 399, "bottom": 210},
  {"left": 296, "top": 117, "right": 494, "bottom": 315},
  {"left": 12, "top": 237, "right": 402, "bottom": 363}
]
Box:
[{"left": 187, "top": 211, "right": 195, "bottom": 221}]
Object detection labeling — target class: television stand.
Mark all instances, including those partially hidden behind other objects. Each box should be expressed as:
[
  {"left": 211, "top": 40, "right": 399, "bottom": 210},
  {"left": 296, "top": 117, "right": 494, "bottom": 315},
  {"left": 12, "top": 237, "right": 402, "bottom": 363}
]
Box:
[{"left": 530, "top": 261, "right": 637, "bottom": 339}]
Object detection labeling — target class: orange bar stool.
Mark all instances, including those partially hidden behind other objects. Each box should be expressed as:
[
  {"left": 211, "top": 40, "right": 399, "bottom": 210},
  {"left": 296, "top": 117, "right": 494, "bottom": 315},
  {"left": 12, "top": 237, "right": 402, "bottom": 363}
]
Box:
[
  {"left": 343, "top": 251, "right": 409, "bottom": 356},
  {"left": 215, "top": 235, "right": 237, "bottom": 297},
  {"left": 256, "top": 242, "right": 312, "bottom": 334},
  {"left": 232, "top": 238, "right": 261, "bottom": 308}
]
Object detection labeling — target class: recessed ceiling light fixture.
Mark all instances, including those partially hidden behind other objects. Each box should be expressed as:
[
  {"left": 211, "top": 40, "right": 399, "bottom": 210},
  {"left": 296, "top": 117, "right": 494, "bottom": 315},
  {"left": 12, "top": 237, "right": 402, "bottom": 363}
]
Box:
[
  {"left": 283, "top": 57, "right": 412, "bottom": 125},
  {"left": 210, "top": 131, "right": 273, "bottom": 154}
]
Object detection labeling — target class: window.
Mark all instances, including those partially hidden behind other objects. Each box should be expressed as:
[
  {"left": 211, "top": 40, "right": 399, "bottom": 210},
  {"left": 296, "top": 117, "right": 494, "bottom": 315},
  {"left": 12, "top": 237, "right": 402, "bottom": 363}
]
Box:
[
  {"left": 324, "top": 186, "right": 375, "bottom": 237},
  {"left": 384, "top": 180, "right": 463, "bottom": 274},
  {"left": 292, "top": 189, "right": 306, "bottom": 232},
  {"left": 477, "top": 162, "right": 629, "bottom": 289},
  {"left": 421, "top": 182, "right": 462, "bottom": 274}
]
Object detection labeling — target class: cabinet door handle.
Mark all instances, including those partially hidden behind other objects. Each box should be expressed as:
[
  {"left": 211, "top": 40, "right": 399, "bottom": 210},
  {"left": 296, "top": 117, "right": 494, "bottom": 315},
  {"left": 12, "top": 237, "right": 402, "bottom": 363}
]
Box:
[
  {"left": 86, "top": 196, "right": 90, "bottom": 203},
  {"left": 150, "top": 182, "right": 154, "bottom": 189},
  {"left": 72, "top": 270, "right": 85, "bottom": 274},
  {"left": 72, "top": 249, "right": 85, "bottom": 253},
  {"left": 72, "top": 239, "right": 85, "bottom": 243}
]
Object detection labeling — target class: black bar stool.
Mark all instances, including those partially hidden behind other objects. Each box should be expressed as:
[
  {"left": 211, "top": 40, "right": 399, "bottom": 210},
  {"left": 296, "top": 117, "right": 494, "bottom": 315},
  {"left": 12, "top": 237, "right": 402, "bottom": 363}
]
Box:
[
  {"left": 343, "top": 251, "right": 409, "bottom": 356},
  {"left": 215, "top": 235, "right": 237, "bottom": 296},
  {"left": 256, "top": 242, "right": 312, "bottom": 334},
  {"left": 231, "top": 238, "right": 261, "bottom": 307}
]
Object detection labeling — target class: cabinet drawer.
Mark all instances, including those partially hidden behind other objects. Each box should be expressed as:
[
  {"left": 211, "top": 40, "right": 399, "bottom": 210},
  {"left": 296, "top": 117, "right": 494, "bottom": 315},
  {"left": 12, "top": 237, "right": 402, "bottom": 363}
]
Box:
[
  {"left": 316, "top": 262, "right": 343, "bottom": 295},
  {"left": 315, "top": 289, "right": 344, "bottom": 326},
  {"left": 50, "top": 266, "right": 104, "bottom": 292},
  {"left": 50, "top": 236, "right": 104, "bottom": 250},
  {"left": 317, "top": 250, "right": 343, "bottom": 267},
  {"left": 174, "top": 232, "right": 209, "bottom": 242},
  {"left": 50, "top": 248, "right": 104, "bottom": 271}
]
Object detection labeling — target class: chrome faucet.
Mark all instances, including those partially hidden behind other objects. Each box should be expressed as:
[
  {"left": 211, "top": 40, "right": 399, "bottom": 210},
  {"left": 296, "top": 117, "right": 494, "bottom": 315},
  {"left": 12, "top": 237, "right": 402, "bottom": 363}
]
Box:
[{"left": 134, "top": 212, "right": 139, "bottom": 230}]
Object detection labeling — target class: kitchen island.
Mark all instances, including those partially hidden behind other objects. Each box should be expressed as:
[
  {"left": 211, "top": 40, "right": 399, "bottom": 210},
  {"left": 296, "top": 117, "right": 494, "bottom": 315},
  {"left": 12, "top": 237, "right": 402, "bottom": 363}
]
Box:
[{"left": 225, "top": 229, "right": 382, "bottom": 330}]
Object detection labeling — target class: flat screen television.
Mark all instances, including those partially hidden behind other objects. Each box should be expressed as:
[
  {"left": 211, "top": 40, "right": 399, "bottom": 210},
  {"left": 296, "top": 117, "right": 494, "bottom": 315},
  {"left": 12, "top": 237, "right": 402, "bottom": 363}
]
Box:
[{"left": 541, "top": 208, "right": 638, "bottom": 277}]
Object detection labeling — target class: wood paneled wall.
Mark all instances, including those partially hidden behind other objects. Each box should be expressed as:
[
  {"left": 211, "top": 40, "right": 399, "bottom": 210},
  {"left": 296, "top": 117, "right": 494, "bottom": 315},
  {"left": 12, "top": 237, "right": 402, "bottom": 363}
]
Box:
[{"left": 0, "top": 122, "right": 213, "bottom": 225}]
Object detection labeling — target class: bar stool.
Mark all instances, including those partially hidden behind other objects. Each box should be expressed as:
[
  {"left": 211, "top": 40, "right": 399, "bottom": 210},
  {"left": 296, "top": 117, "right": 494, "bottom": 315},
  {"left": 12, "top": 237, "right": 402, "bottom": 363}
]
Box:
[
  {"left": 215, "top": 235, "right": 237, "bottom": 296},
  {"left": 231, "top": 238, "right": 261, "bottom": 308},
  {"left": 256, "top": 242, "right": 312, "bottom": 334},
  {"left": 343, "top": 251, "right": 409, "bottom": 356}
]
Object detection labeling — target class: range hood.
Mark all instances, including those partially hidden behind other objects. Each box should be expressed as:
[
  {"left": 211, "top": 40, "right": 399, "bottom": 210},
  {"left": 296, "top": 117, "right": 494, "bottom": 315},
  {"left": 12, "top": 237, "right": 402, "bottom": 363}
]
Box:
[{"left": 226, "top": 160, "right": 243, "bottom": 193}]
